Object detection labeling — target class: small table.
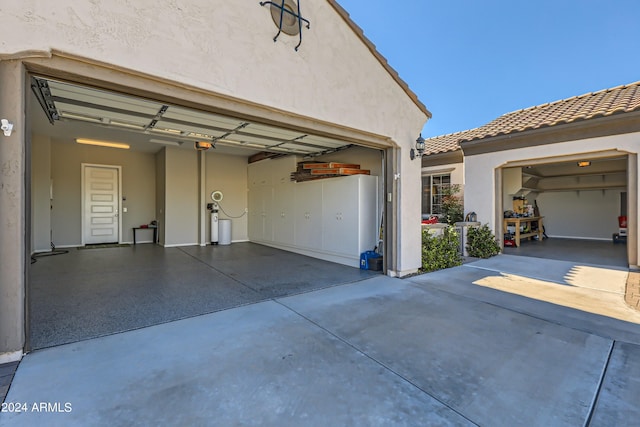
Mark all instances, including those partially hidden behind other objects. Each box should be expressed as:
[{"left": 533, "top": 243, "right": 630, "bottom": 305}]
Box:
[
  {"left": 133, "top": 226, "right": 157, "bottom": 245},
  {"left": 503, "top": 216, "right": 544, "bottom": 247}
]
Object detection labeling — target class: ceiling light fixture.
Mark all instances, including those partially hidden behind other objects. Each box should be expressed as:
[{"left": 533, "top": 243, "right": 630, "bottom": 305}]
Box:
[
  {"left": 59, "top": 112, "right": 103, "bottom": 123},
  {"left": 577, "top": 161, "right": 591, "bottom": 167},
  {"left": 149, "top": 139, "right": 183, "bottom": 147},
  {"left": 194, "top": 141, "right": 213, "bottom": 151},
  {"left": 76, "top": 138, "right": 130, "bottom": 150}
]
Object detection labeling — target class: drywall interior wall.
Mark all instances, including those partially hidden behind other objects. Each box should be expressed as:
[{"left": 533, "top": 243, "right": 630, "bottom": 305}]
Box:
[
  {"left": 537, "top": 189, "right": 623, "bottom": 240},
  {"left": 31, "top": 134, "right": 52, "bottom": 252},
  {"left": 50, "top": 140, "right": 156, "bottom": 246},
  {"left": 503, "top": 167, "right": 522, "bottom": 211},
  {"left": 205, "top": 152, "right": 249, "bottom": 243},
  {"left": 155, "top": 149, "right": 166, "bottom": 245},
  {"left": 163, "top": 147, "right": 199, "bottom": 246}
]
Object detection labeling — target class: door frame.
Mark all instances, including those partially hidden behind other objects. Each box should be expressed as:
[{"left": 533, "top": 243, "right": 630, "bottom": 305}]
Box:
[{"left": 81, "top": 163, "right": 123, "bottom": 245}]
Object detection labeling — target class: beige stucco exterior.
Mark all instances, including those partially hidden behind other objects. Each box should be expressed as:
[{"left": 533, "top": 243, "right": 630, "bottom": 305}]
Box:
[{"left": 0, "top": 1, "right": 430, "bottom": 358}]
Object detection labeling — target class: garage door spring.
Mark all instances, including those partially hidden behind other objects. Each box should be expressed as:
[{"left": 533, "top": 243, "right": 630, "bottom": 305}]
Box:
[{"left": 260, "top": 0, "right": 310, "bottom": 51}]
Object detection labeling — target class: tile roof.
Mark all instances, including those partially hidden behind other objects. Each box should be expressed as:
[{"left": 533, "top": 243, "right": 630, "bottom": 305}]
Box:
[{"left": 424, "top": 80, "right": 640, "bottom": 155}]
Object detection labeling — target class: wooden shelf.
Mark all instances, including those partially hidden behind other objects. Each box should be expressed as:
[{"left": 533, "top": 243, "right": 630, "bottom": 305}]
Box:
[{"left": 538, "top": 185, "right": 626, "bottom": 193}]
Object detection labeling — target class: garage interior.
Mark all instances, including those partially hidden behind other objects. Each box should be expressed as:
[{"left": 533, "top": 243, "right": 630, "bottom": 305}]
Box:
[
  {"left": 28, "top": 76, "right": 386, "bottom": 350},
  {"left": 501, "top": 156, "right": 629, "bottom": 268}
]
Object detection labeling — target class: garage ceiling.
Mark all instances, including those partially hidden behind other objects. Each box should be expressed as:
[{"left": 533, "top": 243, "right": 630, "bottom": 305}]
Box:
[{"left": 30, "top": 76, "right": 351, "bottom": 157}]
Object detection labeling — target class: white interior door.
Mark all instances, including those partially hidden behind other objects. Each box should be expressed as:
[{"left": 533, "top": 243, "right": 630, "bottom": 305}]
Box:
[{"left": 83, "top": 165, "right": 120, "bottom": 244}]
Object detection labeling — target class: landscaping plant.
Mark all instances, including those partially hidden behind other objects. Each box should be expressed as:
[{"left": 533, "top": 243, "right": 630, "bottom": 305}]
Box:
[
  {"left": 421, "top": 226, "right": 462, "bottom": 272},
  {"left": 466, "top": 224, "right": 501, "bottom": 258}
]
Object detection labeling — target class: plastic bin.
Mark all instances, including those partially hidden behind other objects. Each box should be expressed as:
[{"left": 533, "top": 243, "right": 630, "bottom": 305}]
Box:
[
  {"left": 360, "top": 250, "right": 380, "bottom": 270},
  {"left": 618, "top": 216, "right": 627, "bottom": 228},
  {"left": 219, "top": 219, "right": 232, "bottom": 245}
]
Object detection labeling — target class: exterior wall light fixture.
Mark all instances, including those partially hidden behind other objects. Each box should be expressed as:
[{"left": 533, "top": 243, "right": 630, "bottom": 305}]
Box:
[
  {"left": 410, "top": 134, "right": 426, "bottom": 160},
  {"left": 1, "top": 119, "right": 13, "bottom": 136}
]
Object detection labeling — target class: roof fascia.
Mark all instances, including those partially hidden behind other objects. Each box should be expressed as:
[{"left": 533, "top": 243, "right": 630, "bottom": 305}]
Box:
[
  {"left": 460, "top": 111, "right": 640, "bottom": 156},
  {"left": 420, "top": 149, "right": 463, "bottom": 167}
]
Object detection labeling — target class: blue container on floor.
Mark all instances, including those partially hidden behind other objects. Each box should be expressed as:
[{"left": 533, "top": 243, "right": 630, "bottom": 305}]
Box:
[{"left": 360, "top": 250, "right": 380, "bottom": 270}]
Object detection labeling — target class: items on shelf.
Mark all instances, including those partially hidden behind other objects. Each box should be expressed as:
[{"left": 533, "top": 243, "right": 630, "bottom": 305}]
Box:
[{"left": 290, "top": 161, "right": 370, "bottom": 182}]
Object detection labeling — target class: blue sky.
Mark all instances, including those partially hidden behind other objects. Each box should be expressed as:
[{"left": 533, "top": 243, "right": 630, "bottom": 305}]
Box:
[{"left": 336, "top": 1, "right": 640, "bottom": 137}]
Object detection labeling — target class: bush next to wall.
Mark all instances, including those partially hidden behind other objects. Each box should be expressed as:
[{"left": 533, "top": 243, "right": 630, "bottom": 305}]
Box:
[
  {"left": 466, "top": 224, "right": 501, "bottom": 259},
  {"left": 421, "top": 227, "right": 462, "bottom": 273}
]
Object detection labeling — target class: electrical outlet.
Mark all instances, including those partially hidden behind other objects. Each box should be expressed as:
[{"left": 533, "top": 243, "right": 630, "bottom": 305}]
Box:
[
  {"left": 123, "top": 207, "right": 128, "bottom": 213},
  {"left": 245, "top": 208, "right": 248, "bottom": 213}
]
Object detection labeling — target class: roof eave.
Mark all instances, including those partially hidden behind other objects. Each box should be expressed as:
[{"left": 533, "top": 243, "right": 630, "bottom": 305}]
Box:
[
  {"left": 421, "top": 149, "right": 463, "bottom": 167},
  {"left": 459, "top": 110, "right": 640, "bottom": 156}
]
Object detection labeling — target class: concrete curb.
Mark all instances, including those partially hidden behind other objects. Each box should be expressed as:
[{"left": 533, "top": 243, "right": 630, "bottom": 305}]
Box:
[{"left": 626, "top": 271, "right": 640, "bottom": 310}]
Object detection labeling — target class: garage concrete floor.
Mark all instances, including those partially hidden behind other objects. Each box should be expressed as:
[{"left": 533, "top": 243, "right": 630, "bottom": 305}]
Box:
[
  {"left": 4, "top": 256, "right": 640, "bottom": 426},
  {"left": 28, "top": 243, "right": 378, "bottom": 350},
  {"left": 504, "top": 236, "right": 628, "bottom": 268}
]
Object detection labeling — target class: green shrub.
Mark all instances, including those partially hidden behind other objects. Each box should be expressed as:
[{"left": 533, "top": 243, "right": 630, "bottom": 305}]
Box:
[
  {"left": 421, "top": 227, "right": 462, "bottom": 272},
  {"left": 466, "top": 224, "right": 501, "bottom": 258}
]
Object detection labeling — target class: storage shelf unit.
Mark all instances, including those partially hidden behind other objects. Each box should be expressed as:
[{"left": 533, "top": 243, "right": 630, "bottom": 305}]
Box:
[
  {"left": 511, "top": 168, "right": 627, "bottom": 195},
  {"left": 248, "top": 157, "right": 378, "bottom": 268}
]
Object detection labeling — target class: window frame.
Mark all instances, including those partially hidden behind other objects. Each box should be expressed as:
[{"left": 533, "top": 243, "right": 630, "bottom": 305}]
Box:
[{"left": 422, "top": 173, "right": 452, "bottom": 218}]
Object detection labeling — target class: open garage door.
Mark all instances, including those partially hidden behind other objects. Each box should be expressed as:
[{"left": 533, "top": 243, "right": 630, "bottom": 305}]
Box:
[
  {"left": 500, "top": 155, "right": 629, "bottom": 267},
  {"left": 27, "top": 75, "right": 389, "bottom": 350},
  {"left": 31, "top": 77, "right": 355, "bottom": 157}
]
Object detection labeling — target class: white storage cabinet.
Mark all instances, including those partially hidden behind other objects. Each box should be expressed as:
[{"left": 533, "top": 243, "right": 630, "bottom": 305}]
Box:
[{"left": 248, "top": 158, "right": 378, "bottom": 267}]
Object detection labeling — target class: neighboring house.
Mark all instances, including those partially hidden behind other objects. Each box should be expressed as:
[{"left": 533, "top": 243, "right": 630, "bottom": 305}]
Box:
[
  {"left": 0, "top": 1, "right": 431, "bottom": 361},
  {"left": 422, "top": 81, "right": 640, "bottom": 268}
]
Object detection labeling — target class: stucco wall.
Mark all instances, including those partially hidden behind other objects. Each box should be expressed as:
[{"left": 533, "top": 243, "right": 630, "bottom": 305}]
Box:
[
  {"left": 47, "top": 140, "right": 156, "bottom": 246},
  {"left": 0, "top": 60, "right": 26, "bottom": 360},
  {"left": 422, "top": 162, "right": 464, "bottom": 186},
  {"left": 1, "top": 1, "right": 426, "bottom": 143}
]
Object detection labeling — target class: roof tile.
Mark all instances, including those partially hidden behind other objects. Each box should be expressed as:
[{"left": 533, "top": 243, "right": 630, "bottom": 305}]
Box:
[{"left": 425, "top": 80, "right": 640, "bottom": 154}]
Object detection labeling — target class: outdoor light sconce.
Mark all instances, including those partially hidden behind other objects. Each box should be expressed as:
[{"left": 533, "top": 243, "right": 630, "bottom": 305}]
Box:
[
  {"left": 1, "top": 119, "right": 14, "bottom": 136},
  {"left": 410, "top": 134, "right": 426, "bottom": 160}
]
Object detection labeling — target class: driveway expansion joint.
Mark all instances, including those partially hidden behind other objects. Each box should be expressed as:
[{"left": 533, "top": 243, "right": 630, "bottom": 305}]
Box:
[{"left": 273, "top": 298, "right": 480, "bottom": 426}]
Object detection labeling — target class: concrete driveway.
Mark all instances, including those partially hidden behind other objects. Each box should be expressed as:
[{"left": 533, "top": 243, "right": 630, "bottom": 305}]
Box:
[{"left": 2, "top": 255, "right": 639, "bottom": 426}]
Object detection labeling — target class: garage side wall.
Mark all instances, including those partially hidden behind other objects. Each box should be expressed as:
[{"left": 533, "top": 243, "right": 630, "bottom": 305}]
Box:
[
  {"left": 163, "top": 148, "right": 199, "bottom": 247},
  {"left": 205, "top": 153, "right": 249, "bottom": 243},
  {"left": 31, "top": 135, "right": 51, "bottom": 252}
]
